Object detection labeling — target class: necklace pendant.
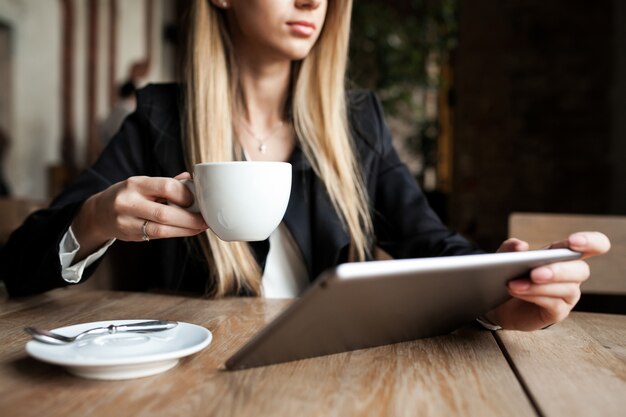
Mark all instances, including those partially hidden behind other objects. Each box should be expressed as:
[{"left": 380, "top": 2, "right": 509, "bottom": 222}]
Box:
[{"left": 259, "top": 143, "right": 268, "bottom": 154}]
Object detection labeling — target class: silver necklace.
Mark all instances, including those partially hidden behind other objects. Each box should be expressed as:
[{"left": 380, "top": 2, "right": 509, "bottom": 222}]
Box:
[{"left": 239, "top": 119, "right": 285, "bottom": 154}]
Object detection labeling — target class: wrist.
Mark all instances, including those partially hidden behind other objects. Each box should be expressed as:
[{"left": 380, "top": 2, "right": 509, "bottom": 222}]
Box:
[
  {"left": 478, "top": 311, "right": 503, "bottom": 331},
  {"left": 72, "top": 194, "right": 110, "bottom": 254}
]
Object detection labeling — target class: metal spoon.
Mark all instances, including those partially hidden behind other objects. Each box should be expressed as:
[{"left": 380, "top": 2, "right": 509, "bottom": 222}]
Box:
[{"left": 24, "top": 320, "right": 178, "bottom": 345}]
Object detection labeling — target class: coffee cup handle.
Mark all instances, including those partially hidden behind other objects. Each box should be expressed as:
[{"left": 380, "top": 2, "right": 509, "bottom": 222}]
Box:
[{"left": 178, "top": 179, "right": 200, "bottom": 213}]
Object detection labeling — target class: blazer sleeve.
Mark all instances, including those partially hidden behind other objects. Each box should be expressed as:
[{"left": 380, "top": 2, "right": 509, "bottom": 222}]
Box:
[
  {"left": 353, "top": 91, "right": 483, "bottom": 259},
  {"left": 0, "top": 90, "right": 157, "bottom": 297}
]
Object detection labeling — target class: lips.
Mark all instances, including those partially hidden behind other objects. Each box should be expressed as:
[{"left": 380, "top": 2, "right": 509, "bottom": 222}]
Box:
[{"left": 287, "top": 21, "right": 316, "bottom": 37}]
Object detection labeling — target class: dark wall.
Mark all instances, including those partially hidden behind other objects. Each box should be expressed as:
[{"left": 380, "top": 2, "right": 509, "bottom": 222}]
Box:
[{"left": 451, "top": 0, "right": 620, "bottom": 251}]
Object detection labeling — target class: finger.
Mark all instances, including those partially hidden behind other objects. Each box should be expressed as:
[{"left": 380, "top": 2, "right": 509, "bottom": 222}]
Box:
[
  {"left": 530, "top": 259, "right": 590, "bottom": 284},
  {"left": 508, "top": 280, "right": 582, "bottom": 306},
  {"left": 127, "top": 176, "right": 194, "bottom": 207},
  {"left": 174, "top": 172, "right": 192, "bottom": 180},
  {"left": 138, "top": 200, "right": 207, "bottom": 230},
  {"left": 141, "top": 220, "right": 207, "bottom": 241},
  {"left": 509, "top": 293, "right": 573, "bottom": 324},
  {"left": 547, "top": 232, "right": 611, "bottom": 259},
  {"left": 497, "top": 238, "right": 529, "bottom": 253}
]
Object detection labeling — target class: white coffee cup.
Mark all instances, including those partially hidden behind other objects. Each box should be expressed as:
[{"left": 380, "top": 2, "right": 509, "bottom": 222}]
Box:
[{"left": 182, "top": 161, "right": 292, "bottom": 241}]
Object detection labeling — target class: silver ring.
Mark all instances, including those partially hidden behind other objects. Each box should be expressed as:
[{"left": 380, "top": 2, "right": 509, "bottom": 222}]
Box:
[{"left": 141, "top": 220, "right": 150, "bottom": 242}]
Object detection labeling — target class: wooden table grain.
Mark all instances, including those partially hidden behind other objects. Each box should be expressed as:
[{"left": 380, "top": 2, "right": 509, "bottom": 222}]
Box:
[
  {"left": 494, "top": 312, "right": 626, "bottom": 417},
  {"left": 0, "top": 290, "right": 624, "bottom": 417}
]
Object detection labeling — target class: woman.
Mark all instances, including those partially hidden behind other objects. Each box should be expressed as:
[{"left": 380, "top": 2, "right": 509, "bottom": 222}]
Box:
[{"left": 1, "top": 0, "right": 610, "bottom": 331}]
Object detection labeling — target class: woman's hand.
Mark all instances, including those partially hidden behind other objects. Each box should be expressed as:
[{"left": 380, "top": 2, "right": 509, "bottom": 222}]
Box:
[
  {"left": 71, "top": 172, "right": 208, "bottom": 261},
  {"left": 485, "top": 232, "right": 611, "bottom": 331}
]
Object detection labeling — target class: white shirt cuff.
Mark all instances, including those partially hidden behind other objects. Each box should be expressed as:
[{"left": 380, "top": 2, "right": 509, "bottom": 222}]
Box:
[
  {"left": 476, "top": 315, "right": 502, "bottom": 331},
  {"left": 59, "top": 226, "right": 115, "bottom": 283}
]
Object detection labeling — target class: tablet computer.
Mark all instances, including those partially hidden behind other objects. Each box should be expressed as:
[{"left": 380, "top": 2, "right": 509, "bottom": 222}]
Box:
[{"left": 225, "top": 249, "right": 581, "bottom": 370}]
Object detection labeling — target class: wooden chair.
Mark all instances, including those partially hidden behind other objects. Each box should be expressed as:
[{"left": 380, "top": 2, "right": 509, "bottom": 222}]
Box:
[{"left": 509, "top": 212, "right": 626, "bottom": 313}]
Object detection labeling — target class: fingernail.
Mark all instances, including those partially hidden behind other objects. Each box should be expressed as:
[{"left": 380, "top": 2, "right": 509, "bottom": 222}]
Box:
[
  {"left": 509, "top": 280, "right": 530, "bottom": 291},
  {"left": 570, "top": 234, "right": 587, "bottom": 247}
]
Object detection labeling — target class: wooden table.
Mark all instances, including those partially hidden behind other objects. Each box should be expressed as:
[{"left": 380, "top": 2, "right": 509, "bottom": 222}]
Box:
[{"left": 0, "top": 289, "right": 624, "bottom": 417}]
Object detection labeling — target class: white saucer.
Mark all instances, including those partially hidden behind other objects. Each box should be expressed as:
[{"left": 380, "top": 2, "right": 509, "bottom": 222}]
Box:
[{"left": 25, "top": 319, "right": 212, "bottom": 380}]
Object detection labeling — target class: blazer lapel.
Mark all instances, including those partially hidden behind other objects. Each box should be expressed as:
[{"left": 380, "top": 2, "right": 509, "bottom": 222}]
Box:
[{"left": 283, "top": 147, "right": 351, "bottom": 282}]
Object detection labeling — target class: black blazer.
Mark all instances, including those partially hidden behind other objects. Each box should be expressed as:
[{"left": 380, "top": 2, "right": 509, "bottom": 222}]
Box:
[{"left": 1, "top": 84, "right": 480, "bottom": 297}]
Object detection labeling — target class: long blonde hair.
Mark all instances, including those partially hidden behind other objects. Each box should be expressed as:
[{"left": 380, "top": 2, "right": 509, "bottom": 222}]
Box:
[{"left": 183, "top": 0, "right": 372, "bottom": 297}]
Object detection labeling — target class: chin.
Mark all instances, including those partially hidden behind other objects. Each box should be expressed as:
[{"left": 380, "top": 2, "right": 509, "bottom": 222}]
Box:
[
  {"left": 288, "top": 51, "right": 313, "bottom": 61},
  {"left": 278, "top": 41, "right": 317, "bottom": 61}
]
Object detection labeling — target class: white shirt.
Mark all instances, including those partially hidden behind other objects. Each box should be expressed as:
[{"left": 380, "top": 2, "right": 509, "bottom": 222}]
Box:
[
  {"left": 59, "top": 227, "right": 115, "bottom": 283},
  {"left": 261, "top": 223, "right": 309, "bottom": 298}
]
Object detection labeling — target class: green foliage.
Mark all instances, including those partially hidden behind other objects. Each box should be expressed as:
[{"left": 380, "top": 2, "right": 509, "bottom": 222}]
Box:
[{"left": 349, "top": 0, "right": 458, "bottom": 115}]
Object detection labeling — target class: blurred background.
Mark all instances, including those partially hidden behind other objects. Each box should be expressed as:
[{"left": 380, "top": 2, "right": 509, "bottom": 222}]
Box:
[{"left": 0, "top": 0, "right": 624, "bottom": 255}]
